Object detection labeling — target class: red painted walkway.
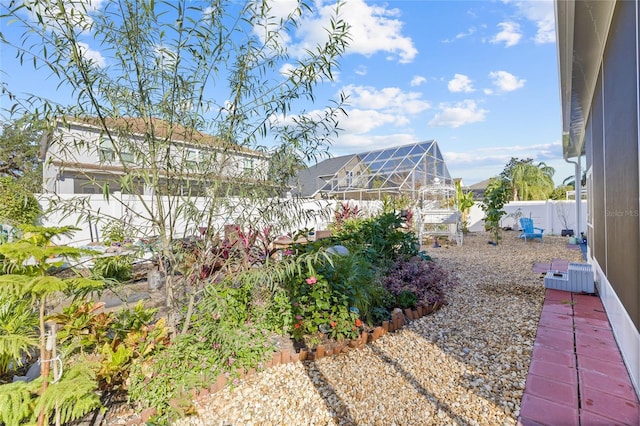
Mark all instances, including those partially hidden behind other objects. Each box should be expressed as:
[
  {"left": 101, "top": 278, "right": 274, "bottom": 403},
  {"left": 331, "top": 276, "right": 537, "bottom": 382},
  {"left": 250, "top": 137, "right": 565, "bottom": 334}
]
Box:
[{"left": 518, "top": 286, "right": 640, "bottom": 425}]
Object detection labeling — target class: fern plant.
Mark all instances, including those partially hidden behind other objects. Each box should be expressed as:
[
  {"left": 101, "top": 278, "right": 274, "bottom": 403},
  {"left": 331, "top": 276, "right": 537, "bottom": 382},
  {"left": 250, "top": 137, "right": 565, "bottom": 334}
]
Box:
[
  {"left": 0, "top": 225, "right": 104, "bottom": 425},
  {"left": 0, "top": 296, "right": 38, "bottom": 374}
]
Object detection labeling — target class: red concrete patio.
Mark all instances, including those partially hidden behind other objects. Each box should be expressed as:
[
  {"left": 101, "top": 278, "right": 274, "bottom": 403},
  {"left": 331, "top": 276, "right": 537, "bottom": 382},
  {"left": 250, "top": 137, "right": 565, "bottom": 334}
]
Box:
[{"left": 518, "top": 261, "right": 640, "bottom": 425}]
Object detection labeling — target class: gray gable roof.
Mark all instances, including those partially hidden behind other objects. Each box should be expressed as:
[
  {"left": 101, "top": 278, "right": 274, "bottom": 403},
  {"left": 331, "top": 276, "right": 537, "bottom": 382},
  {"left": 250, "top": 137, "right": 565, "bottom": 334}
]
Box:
[{"left": 292, "top": 155, "right": 355, "bottom": 197}]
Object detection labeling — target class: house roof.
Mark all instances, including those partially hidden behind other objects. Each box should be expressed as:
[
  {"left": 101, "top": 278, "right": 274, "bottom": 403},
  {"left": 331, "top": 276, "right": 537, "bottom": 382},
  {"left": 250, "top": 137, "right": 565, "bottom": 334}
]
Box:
[
  {"left": 467, "top": 178, "right": 491, "bottom": 190},
  {"left": 292, "top": 155, "right": 355, "bottom": 197},
  {"left": 56, "top": 116, "right": 266, "bottom": 157},
  {"left": 466, "top": 178, "right": 492, "bottom": 199}
]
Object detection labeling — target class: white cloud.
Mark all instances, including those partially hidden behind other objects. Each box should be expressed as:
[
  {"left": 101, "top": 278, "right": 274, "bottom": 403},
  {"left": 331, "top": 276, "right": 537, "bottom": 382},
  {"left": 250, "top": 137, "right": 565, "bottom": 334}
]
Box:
[
  {"left": 429, "top": 100, "right": 487, "bottom": 128},
  {"left": 354, "top": 65, "right": 368, "bottom": 76},
  {"left": 280, "top": 0, "right": 416, "bottom": 63},
  {"left": 489, "top": 70, "right": 525, "bottom": 92},
  {"left": 77, "top": 42, "right": 106, "bottom": 68},
  {"left": 341, "top": 85, "right": 431, "bottom": 115},
  {"left": 338, "top": 108, "right": 407, "bottom": 134},
  {"left": 512, "top": 0, "right": 556, "bottom": 44},
  {"left": 491, "top": 21, "right": 522, "bottom": 47},
  {"left": 448, "top": 74, "right": 474, "bottom": 93},
  {"left": 442, "top": 141, "right": 569, "bottom": 184},
  {"left": 445, "top": 142, "right": 560, "bottom": 166},
  {"left": 410, "top": 75, "right": 426, "bottom": 87},
  {"left": 443, "top": 26, "right": 478, "bottom": 43},
  {"left": 279, "top": 63, "right": 296, "bottom": 77},
  {"left": 331, "top": 133, "right": 419, "bottom": 155}
]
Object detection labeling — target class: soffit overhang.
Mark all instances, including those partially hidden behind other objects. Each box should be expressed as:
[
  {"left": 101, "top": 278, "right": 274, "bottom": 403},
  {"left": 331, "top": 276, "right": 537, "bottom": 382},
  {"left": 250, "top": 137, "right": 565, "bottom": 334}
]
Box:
[{"left": 556, "top": 0, "right": 616, "bottom": 159}]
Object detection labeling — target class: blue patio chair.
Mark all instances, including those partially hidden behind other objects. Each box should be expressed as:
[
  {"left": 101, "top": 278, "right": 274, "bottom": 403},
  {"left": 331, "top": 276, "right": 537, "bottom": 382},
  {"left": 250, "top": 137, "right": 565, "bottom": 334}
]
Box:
[{"left": 519, "top": 218, "right": 544, "bottom": 241}]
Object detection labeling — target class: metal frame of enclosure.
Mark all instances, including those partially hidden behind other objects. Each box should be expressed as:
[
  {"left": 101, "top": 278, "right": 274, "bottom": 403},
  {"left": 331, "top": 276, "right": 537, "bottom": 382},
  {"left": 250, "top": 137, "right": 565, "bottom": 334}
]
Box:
[
  {"left": 317, "top": 140, "right": 453, "bottom": 201},
  {"left": 317, "top": 141, "right": 462, "bottom": 244}
]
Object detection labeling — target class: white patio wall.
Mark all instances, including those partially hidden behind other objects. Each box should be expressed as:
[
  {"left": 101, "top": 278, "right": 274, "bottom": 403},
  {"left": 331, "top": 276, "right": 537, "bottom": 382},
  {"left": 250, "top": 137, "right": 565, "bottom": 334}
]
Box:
[
  {"left": 467, "top": 200, "right": 588, "bottom": 236},
  {"left": 38, "top": 194, "right": 344, "bottom": 246},
  {"left": 37, "top": 194, "right": 587, "bottom": 246}
]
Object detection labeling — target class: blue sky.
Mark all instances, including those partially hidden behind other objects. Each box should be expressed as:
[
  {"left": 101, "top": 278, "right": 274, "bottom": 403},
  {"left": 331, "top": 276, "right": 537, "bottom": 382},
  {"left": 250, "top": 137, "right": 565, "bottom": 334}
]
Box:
[{"left": 0, "top": 0, "right": 572, "bottom": 186}]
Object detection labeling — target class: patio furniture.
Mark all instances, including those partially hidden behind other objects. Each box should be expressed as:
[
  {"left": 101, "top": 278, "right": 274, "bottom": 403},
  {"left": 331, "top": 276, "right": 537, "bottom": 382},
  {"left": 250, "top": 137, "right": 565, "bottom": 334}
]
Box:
[
  {"left": 518, "top": 218, "right": 544, "bottom": 241},
  {"left": 418, "top": 209, "right": 463, "bottom": 246}
]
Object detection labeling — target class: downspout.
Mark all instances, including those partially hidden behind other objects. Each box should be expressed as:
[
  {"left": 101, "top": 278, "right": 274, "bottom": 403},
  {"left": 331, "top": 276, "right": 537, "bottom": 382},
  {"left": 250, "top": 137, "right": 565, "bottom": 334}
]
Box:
[{"left": 565, "top": 156, "right": 582, "bottom": 235}]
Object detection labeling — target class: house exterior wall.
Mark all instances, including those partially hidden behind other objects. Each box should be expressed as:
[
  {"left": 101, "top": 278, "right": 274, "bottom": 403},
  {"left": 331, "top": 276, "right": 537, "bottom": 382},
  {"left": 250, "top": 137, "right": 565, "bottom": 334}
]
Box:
[
  {"left": 43, "top": 119, "right": 269, "bottom": 195},
  {"left": 557, "top": 0, "right": 640, "bottom": 396}
]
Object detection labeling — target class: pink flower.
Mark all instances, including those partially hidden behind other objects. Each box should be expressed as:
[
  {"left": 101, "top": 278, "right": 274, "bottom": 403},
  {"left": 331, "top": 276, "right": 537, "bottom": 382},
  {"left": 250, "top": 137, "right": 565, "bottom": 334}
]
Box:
[{"left": 305, "top": 276, "right": 317, "bottom": 285}]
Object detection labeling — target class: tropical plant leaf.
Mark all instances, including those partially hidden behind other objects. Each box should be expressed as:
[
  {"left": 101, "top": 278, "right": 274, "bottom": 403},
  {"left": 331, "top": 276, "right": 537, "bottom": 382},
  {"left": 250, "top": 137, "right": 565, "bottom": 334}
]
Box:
[
  {"left": 31, "top": 362, "right": 102, "bottom": 425},
  {"left": 0, "top": 378, "right": 39, "bottom": 426},
  {"left": 29, "top": 275, "right": 69, "bottom": 296},
  {"left": 0, "top": 275, "right": 33, "bottom": 298},
  {"left": 0, "top": 333, "right": 38, "bottom": 374}
]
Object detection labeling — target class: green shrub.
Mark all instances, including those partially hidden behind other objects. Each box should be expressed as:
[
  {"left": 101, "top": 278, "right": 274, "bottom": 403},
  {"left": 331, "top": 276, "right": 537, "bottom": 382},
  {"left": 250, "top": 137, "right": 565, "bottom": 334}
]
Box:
[
  {"left": 101, "top": 220, "right": 129, "bottom": 245},
  {"left": 395, "top": 290, "right": 417, "bottom": 309},
  {"left": 332, "top": 211, "right": 419, "bottom": 266},
  {"left": 0, "top": 176, "right": 41, "bottom": 226},
  {"left": 129, "top": 277, "right": 276, "bottom": 422},
  {"left": 92, "top": 254, "right": 133, "bottom": 282}
]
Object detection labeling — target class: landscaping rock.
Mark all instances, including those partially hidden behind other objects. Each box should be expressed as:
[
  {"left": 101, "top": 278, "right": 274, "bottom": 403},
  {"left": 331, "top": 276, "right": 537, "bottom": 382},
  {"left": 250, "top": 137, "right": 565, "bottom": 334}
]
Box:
[{"left": 173, "top": 233, "right": 584, "bottom": 426}]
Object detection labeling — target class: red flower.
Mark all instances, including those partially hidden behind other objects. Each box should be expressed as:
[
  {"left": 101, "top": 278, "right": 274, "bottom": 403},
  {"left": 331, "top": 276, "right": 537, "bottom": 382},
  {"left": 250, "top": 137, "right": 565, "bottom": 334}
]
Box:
[
  {"left": 305, "top": 276, "right": 317, "bottom": 285},
  {"left": 294, "top": 323, "right": 300, "bottom": 329},
  {"left": 330, "top": 321, "right": 337, "bottom": 328},
  {"left": 355, "top": 319, "right": 362, "bottom": 327}
]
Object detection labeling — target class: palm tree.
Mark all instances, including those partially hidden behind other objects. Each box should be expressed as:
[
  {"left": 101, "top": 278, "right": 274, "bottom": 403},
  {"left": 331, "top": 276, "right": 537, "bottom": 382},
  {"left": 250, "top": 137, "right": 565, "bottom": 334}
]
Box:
[
  {"left": 562, "top": 170, "right": 587, "bottom": 187},
  {"left": 503, "top": 158, "right": 555, "bottom": 201}
]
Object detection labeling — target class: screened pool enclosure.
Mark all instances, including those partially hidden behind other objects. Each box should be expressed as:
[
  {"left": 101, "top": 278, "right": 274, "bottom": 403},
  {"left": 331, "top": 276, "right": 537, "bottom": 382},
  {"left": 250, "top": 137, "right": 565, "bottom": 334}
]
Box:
[
  {"left": 313, "top": 141, "right": 451, "bottom": 200},
  {"left": 302, "top": 140, "right": 463, "bottom": 245}
]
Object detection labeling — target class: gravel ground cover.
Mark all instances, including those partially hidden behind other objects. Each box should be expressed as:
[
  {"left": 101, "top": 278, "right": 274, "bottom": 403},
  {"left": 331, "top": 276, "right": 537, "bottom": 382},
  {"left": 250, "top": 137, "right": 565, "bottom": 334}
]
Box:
[{"left": 173, "top": 232, "right": 584, "bottom": 426}]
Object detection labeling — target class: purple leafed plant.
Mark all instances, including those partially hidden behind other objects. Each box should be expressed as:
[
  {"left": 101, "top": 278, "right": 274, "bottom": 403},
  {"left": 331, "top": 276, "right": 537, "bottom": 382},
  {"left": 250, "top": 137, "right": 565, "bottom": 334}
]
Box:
[{"left": 382, "top": 256, "right": 456, "bottom": 306}]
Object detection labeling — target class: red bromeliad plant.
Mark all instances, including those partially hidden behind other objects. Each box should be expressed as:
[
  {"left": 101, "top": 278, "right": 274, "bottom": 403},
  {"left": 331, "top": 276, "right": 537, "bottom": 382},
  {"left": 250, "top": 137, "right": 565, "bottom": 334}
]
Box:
[
  {"left": 184, "top": 225, "right": 276, "bottom": 283},
  {"left": 331, "top": 201, "right": 362, "bottom": 232}
]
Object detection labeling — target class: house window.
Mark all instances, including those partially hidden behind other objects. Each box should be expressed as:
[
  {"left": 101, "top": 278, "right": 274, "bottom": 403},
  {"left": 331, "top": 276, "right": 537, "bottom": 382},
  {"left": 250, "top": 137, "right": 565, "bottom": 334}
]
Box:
[
  {"left": 186, "top": 149, "right": 200, "bottom": 170},
  {"left": 243, "top": 158, "right": 254, "bottom": 174},
  {"left": 121, "top": 152, "right": 134, "bottom": 163},
  {"left": 346, "top": 170, "right": 353, "bottom": 187},
  {"left": 99, "top": 140, "right": 115, "bottom": 162},
  {"left": 99, "top": 139, "right": 133, "bottom": 163}
]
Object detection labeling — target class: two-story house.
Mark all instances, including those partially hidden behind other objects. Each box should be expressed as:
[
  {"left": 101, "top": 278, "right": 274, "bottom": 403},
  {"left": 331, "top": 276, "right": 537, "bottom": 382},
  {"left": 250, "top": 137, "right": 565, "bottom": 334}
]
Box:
[{"left": 40, "top": 116, "right": 270, "bottom": 196}]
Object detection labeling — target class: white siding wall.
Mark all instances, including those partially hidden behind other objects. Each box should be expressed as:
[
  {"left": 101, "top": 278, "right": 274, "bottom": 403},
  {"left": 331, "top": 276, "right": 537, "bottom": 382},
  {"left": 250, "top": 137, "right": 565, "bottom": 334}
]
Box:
[{"left": 43, "top": 122, "right": 269, "bottom": 195}]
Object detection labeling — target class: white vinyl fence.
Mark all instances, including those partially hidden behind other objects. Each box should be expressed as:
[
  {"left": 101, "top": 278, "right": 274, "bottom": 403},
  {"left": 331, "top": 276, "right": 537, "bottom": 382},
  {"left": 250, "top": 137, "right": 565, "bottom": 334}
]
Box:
[
  {"left": 36, "top": 194, "right": 587, "bottom": 246},
  {"left": 467, "top": 200, "right": 588, "bottom": 236}
]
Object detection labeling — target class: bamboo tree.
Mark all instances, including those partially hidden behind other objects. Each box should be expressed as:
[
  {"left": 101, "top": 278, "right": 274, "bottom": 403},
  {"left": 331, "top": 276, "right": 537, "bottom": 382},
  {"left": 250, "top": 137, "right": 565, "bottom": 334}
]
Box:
[{"left": 1, "top": 0, "right": 350, "bottom": 336}]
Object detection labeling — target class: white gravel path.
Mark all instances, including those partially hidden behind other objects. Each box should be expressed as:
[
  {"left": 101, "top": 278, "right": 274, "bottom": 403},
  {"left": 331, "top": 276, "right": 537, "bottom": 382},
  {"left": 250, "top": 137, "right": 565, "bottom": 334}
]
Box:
[{"left": 173, "top": 232, "right": 584, "bottom": 426}]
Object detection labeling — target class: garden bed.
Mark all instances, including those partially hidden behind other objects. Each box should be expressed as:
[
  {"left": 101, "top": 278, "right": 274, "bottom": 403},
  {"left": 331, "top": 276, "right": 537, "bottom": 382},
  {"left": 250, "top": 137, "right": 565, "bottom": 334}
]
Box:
[{"left": 159, "top": 233, "right": 583, "bottom": 426}]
